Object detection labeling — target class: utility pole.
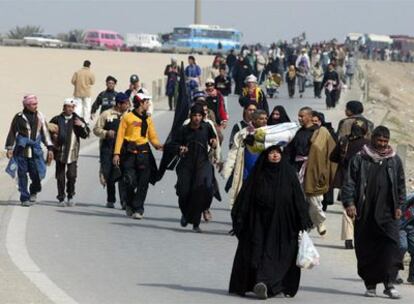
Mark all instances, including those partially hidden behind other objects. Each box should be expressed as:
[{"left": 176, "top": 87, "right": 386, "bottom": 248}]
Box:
[{"left": 194, "top": 0, "right": 201, "bottom": 24}]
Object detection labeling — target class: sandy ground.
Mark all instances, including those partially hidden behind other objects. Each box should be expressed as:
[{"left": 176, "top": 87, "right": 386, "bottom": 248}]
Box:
[
  {"left": 359, "top": 60, "right": 414, "bottom": 191},
  {"left": 0, "top": 46, "right": 213, "bottom": 149}
]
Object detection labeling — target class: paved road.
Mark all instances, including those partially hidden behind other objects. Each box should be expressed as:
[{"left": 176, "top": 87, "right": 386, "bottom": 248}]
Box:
[{"left": 10, "top": 85, "right": 414, "bottom": 303}]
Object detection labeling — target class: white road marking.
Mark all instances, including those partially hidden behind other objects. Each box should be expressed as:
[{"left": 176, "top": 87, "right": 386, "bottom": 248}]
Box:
[{"left": 6, "top": 207, "right": 79, "bottom": 304}]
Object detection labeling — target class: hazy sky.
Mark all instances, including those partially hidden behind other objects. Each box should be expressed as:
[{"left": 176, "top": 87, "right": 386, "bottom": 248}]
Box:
[{"left": 0, "top": 0, "right": 413, "bottom": 43}]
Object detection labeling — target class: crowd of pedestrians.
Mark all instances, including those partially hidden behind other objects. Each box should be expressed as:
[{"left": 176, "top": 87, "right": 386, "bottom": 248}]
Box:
[{"left": 4, "top": 45, "right": 413, "bottom": 301}]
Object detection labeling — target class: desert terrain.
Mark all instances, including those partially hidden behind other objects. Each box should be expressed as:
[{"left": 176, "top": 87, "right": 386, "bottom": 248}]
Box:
[{"left": 0, "top": 46, "right": 213, "bottom": 148}]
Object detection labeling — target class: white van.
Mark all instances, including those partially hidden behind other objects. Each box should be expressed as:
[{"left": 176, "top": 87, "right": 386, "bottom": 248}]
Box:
[{"left": 126, "top": 33, "right": 162, "bottom": 50}]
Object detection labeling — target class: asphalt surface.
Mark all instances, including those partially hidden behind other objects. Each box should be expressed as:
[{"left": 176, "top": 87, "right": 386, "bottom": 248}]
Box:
[{"left": 12, "top": 85, "right": 414, "bottom": 303}]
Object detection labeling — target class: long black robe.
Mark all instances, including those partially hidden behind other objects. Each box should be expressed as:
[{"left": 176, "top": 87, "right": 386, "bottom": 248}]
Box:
[
  {"left": 174, "top": 122, "right": 220, "bottom": 226},
  {"left": 355, "top": 160, "right": 402, "bottom": 286},
  {"left": 229, "top": 148, "right": 312, "bottom": 297}
]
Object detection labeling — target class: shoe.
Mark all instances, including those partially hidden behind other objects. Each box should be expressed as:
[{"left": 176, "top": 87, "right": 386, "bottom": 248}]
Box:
[
  {"left": 132, "top": 212, "right": 143, "bottom": 220},
  {"left": 202, "top": 210, "right": 212, "bottom": 222},
  {"left": 21, "top": 201, "right": 31, "bottom": 207},
  {"left": 121, "top": 201, "right": 126, "bottom": 210},
  {"left": 180, "top": 216, "right": 188, "bottom": 227},
  {"left": 383, "top": 288, "right": 401, "bottom": 299},
  {"left": 66, "top": 198, "right": 75, "bottom": 207},
  {"left": 29, "top": 194, "right": 37, "bottom": 203},
  {"left": 345, "top": 240, "right": 354, "bottom": 249},
  {"left": 57, "top": 200, "right": 66, "bottom": 207},
  {"left": 192, "top": 226, "right": 202, "bottom": 233},
  {"left": 364, "top": 289, "right": 377, "bottom": 297},
  {"left": 253, "top": 282, "right": 268, "bottom": 300},
  {"left": 407, "top": 277, "right": 414, "bottom": 284},
  {"left": 106, "top": 202, "right": 115, "bottom": 209},
  {"left": 317, "top": 223, "right": 327, "bottom": 236}
]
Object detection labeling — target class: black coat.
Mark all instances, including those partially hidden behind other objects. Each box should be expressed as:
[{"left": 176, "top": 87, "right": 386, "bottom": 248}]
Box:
[
  {"left": 233, "top": 60, "right": 253, "bottom": 95},
  {"left": 174, "top": 122, "right": 221, "bottom": 224},
  {"left": 341, "top": 153, "right": 405, "bottom": 285},
  {"left": 229, "top": 148, "right": 312, "bottom": 297},
  {"left": 341, "top": 153, "right": 406, "bottom": 213},
  {"left": 91, "top": 90, "right": 117, "bottom": 114}
]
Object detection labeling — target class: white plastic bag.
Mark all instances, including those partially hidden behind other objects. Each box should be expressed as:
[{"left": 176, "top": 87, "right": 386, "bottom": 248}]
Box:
[{"left": 296, "top": 231, "right": 320, "bottom": 269}]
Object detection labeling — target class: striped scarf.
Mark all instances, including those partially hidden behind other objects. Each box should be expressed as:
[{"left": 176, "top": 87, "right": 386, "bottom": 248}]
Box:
[{"left": 361, "top": 144, "right": 396, "bottom": 163}]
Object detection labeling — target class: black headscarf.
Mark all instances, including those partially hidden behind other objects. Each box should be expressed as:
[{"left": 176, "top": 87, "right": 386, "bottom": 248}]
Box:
[
  {"left": 231, "top": 145, "right": 312, "bottom": 237},
  {"left": 190, "top": 104, "right": 205, "bottom": 117},
  {"left": 267, "top": 105, "right": 291, "bottom": 125},
  {"left": 132, "top": 109, "right": 148, "bottom": 137},
  {"left": 346, "top": 100, "right": 364, "bottom": 115}
]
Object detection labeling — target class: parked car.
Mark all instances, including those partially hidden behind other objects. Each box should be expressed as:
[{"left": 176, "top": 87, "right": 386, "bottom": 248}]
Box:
[
  {"left": 23, "top": 33, "right": 63, "bottom": 48},
  {"left": 83, "top": 29, "right": 124, "bottom": 50},
  {"left": 126, "top": 33, "right": 162, "bottom": 51}
]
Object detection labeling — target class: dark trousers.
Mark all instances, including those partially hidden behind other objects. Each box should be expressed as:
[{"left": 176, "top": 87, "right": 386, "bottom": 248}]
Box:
[
  {"left": 55, "top": 160, "right": 77, "bottom": 201},
  {"left": 297, "top": 75, "right": 306, "bottom": 93},
  {"left": 107, "top": 179, "right": 127, "bottom": 205},
  {"left": 122, "top": 153, "right": 151, "bottom": 214},
  {"left": 313, "top": 81, "right": 322, "bottom": 97},
  {"left": 325, "top": 89, "right": 337, "bottom": 108},
  {"left": 16, "top": 155, "right": 41, "bottom": 202},
  {"left": 168, "top": 95, "right": 177, "bottom": 110},
  {"left": 287, "top": 82, "right": 295, "bottom": 97}
]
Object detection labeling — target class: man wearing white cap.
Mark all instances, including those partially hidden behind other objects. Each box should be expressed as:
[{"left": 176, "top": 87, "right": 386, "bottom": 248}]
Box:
[
  {"left": 49, "top": 98, "right": 90, "bottom": 206},
  {"left": 125, "top": 74, "right": 154, "bottom": 116},
  {"left": 239, "top": 74, "right": 269, "bottom": 115},
  {"left": 113, "top": 93, "right": 163, "bottom": 219},
  {"left": 5, "top": 95, "right": 54, "bottom": 206}
]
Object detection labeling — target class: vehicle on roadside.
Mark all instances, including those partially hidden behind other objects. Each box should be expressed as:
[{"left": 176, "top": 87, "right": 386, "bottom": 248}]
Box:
[
  {"left": 391, "top": 35, "right": 414, "bottom": 52},
  {"left": 23, "top": 33, "right": 63, "bottom": 48},
  {"left": 363, "top": 34, "right": 393, "bottom": 50},
  {"left": 83, "top": 29, "right": 125, "bottom": 50},
  {"left": 125, "top": 33, "right": 162, "bottom": 51},
  {"left": 164, "top": 24, "right": 242, "bottom": 54}
]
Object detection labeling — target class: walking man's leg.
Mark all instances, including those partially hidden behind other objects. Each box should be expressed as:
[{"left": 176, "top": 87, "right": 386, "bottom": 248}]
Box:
[
  {"left": 122, "top": 154, "right": 137, "bottom": 216},
  {"left": 132, "top": 154, "right": 151, "bottom": 217},
  {"left": 106, "top": 180, "right": 116, "bottom": 208},
  {"left": 307, "top": 195, "right": 327, "bottom": 235},
  {"left": 27, "top": 158, "right": 41, "bottom": 202},
  {"left": 341, "top": 210, "right": 354, "bottom": 249},
  {"left": 406, "top": 225, "right": 414, "bottom": 282},
  {"left": 55, "top": 160, "right": 66, "bottom": 204},
  {"left": 83, "top": 97, "right": 92, "bottom": 124},
  {"left": 118, "top": 179, "right": 127, "bottom": 209},
  {"left": 66, "top": 161, "right": 77, "bottom": 205},
  {"left": 168, "top": 96, "right": 173, "bottom": 111},
  {"left": 74, "top": 97, "right": 83, "bottom": 118},
  {"left": 16, "top": 156, "right": 30, "bottom": 205}
]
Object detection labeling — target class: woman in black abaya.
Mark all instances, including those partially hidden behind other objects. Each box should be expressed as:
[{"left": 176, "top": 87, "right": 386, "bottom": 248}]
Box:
[
  {"left": 267, "top": 105, "right": 291, "bottom": 126},
  {"left": 229, "top": 145, "right": 312, "bottom": 299}
]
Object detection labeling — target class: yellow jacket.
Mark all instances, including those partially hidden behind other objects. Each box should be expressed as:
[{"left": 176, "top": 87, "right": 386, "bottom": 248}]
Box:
[{"left": 114, "top": 111, "right": 160, "bottom": 154}]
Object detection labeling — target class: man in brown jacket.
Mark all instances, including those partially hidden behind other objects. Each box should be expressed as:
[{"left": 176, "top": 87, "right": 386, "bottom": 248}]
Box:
[
  {"left": 288, "top": 107, "right": 337, "bottom": 235},
  {"left": 71, "top": 60, "right": 95, "bottom": 124}
]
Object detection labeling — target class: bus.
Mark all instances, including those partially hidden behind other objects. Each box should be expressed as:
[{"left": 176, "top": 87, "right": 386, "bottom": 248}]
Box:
[{"left": 166, "top": 24, "right": 241, "bottom": 53}]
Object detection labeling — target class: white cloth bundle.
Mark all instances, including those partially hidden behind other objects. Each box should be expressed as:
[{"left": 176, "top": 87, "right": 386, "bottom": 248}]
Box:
[{"left": 262, "top": 122, "right": 300, "bottom": 148}]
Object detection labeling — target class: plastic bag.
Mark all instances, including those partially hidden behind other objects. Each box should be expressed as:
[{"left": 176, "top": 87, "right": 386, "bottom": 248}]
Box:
[{"left": 296, "top": 231, "right": 320, "bottom": 269}]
